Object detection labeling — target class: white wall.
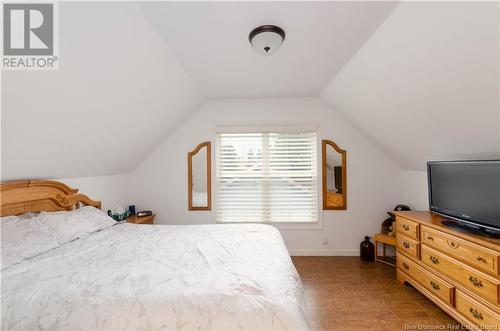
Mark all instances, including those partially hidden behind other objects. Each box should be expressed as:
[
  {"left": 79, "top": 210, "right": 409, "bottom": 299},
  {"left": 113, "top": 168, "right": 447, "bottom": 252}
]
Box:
[
  {"left": 322, "top": 1, "right": 500, "bottom": 171},
  {"left": 129, "top": 98, "right": 404, "bottom": 255},
  {"left": 403, "top": 171, "right": 429, "bottom": 211},
  {"left": 57, "top": 174, "right": 130, "bottom": 213},
  {"left": 1, "top": 2, "right": 204, "bottom": 180}
]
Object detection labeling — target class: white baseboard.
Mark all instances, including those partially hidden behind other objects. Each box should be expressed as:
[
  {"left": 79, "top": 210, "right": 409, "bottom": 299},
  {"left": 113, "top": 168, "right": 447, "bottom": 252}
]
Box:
[{"left": 288, "top": 249, "right": 359, "bottom": 256}]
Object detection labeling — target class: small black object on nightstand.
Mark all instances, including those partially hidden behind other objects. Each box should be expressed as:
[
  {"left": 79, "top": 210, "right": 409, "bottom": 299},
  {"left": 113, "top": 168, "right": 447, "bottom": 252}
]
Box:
[{"left": 128, "top": 205, "right": 136, "bottom": 215}]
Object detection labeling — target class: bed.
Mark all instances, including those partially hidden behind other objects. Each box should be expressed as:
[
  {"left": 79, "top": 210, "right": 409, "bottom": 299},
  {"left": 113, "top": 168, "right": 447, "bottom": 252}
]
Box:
[{"left": 1, "top": 180, "right": 309, "bottom": 331}]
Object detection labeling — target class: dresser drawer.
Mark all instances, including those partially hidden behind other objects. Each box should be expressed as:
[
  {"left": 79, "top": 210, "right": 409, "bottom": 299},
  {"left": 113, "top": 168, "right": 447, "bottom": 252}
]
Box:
[
  {"left": 421, "top": 226, "right": 499, "bottom": 276},
  {"left": 397, "top": 233, "right": 420, "bottom": 259},
  {"left": 421, "top": 245, "right": 499, "bottom": 307},
  {"left": 396, "top": 216, "right": 419, "bottom": 240},
  {"left": 397, "top": 252, "right": 454, "bottom": 305},
  {"left": 455, "top": 290, "right": 500, "bottom": 329}
]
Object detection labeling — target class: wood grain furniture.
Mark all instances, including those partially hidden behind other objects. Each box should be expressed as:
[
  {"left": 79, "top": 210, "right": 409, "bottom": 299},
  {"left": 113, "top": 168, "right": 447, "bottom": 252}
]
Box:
[
  {"left": 126, "top": 214, "right": 155, "bottom": 225},
  {"left": 0, "top": 180, "right": 101, "bottom": 217},
  {"left": 374, "top": 232, "right": 396, "bottom": 266},
  {"left": 395, "top": 211, "right": 500, "bottom": 330},
  {"left": 322, "top": 139, "right": 347, "bottom": 210},
  {"left": 188, "top": 141, "right": 211, "bottom": 211}
]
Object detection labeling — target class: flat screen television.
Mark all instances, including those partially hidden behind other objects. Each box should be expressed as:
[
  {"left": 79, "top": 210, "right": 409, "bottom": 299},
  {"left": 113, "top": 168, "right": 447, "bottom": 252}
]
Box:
[{"left": 427, "top": 160, "right": 500, "bottom": 237}]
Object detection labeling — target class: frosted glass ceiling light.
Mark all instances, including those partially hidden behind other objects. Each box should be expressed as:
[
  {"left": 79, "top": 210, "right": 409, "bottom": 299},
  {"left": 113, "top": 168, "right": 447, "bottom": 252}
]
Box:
[{"left": 249, "top": 25, "right": 285, "bottom": 56}]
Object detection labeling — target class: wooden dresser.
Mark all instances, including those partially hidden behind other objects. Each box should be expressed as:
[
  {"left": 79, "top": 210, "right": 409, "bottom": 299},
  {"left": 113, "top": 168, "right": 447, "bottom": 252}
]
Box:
[{"left": 395, "top": 211, "right": 500, "bottom": 329}]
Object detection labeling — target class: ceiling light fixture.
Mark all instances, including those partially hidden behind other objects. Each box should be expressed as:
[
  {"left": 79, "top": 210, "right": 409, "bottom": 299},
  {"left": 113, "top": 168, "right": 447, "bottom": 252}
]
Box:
[{"left": 249, "top": 25, "right": 285, "bottom": 56}]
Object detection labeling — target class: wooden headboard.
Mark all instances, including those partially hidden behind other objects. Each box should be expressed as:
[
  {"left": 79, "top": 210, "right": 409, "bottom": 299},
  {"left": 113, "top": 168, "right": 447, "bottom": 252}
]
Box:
[{"left": 0, "top": 180, "right": 101, "bottom": 217}]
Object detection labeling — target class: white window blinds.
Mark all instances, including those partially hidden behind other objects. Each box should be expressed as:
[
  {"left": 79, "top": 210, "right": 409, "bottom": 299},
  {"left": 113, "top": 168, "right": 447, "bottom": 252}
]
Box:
[{"left": 216, "top": 130, "right": 318, "bottom": 223}]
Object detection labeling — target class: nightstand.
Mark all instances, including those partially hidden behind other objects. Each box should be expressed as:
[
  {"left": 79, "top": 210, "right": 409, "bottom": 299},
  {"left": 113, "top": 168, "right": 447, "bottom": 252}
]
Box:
[
  {"left": 373, "top": 232, "right": 396, "bottom": 266},
  {"left": 126, "top": 214, "right": 155, "bottom": 225}
]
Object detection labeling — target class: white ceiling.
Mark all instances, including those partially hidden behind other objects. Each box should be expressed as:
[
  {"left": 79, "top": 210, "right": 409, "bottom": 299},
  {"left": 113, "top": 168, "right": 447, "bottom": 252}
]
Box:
[
  {"left": 322, "top": 1, "right": 500, "bottom": 170},
  {"left": 141, "top": 1, "right": 398, "bottom": 99},
  {"left": 1, "top": 2, "right": 204, "bottom": 180},
  {"left": 2, "top": 1, "right": 498, "bottom": 180}
]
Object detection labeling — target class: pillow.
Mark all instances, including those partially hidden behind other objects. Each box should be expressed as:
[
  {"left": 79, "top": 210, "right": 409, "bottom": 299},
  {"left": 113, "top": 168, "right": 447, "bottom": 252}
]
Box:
[
  {"left": 1, "top": 212, "right": 39, "bottom": 222},
  {"left": 37, "top": 206, "right": 115, "bottom": 244},
  {"left": 1, "top": 215, "right": 60, "bottom": 270}
]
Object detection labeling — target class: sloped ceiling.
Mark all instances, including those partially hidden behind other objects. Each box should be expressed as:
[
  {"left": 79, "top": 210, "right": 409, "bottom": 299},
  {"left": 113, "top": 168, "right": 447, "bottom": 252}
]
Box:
[
  {"left": 3, "top": 1, "right": 498, "bottom": 180},
  {"left": 140, "top": 1, "right": 398, "bottom": 98},
  {"left": 1, "top": 2, "right": 204, "bottom": 180},
  {"left": 321, "top": 1, "right": 500, "bottom": 170}
]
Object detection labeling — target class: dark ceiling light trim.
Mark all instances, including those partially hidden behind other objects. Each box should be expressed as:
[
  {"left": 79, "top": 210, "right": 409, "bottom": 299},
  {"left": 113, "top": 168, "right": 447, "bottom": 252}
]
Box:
[{"left": 248, "top": 25, "right": 286, "bottom": 44}]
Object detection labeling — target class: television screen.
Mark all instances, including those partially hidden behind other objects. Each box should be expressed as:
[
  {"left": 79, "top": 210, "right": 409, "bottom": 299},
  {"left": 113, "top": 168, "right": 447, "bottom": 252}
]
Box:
[{"left": 428, "top": 160, "right": 500, "bottom": 230}]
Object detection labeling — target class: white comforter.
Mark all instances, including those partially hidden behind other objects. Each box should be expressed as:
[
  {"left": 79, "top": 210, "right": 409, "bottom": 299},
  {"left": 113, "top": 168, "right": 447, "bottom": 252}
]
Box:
[{"left": 1, "top": 223, "right": 309, "bottom": 331}]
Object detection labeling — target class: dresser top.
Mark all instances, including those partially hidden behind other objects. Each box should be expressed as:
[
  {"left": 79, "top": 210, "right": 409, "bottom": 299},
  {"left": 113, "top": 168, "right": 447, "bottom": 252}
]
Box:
[{"left": 394, "top": 211, "right": 500, "bottom": 251}]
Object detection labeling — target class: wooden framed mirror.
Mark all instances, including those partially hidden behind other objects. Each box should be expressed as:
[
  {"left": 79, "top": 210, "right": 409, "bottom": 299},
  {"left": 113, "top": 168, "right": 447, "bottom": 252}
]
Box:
[
  {"left": 188, "top": 141, "right": 211, "bottom": 211},
  {"left": 322, "top": 140, "right": 347, "bottom": 210}
]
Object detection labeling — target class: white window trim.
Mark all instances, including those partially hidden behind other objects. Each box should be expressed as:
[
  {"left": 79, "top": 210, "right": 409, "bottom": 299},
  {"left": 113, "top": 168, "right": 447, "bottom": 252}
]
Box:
[
  {"left": 212, "top": 124, "right": 323, "bottom": 230},
  {"left": 216, "top": 125, "right": 318, "bottom": 134}
]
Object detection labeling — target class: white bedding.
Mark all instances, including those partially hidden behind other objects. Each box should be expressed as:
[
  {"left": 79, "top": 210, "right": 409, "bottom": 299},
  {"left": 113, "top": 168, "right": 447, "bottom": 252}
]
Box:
[{"left": 1, "top": 223, "right": 309, "bottom": 331}]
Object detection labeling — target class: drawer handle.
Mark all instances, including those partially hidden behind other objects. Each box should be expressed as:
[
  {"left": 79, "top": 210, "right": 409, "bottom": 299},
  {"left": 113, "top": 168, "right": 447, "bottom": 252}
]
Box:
[
  {"left": 403, "top": 241, "right": 410, "bottom": 249},
  {"left": 429, "top": 256, "right": 439, "bottom": 264},
  {"left": 476, "top": 256, "right": 486, "bottom": 263},
  {"left": 402, "top": 224, "right": 410, "bottom": 231},
  {"left": 468, "top": 276, "right": 483, "bottom": 288},
  {"left": 426, "top": 235, "right": 434, "bottom": 241},
  {"left": 430, "top": 281, "right": 440, "bottom": 291},
  {"left": 446, "top": 240, "right": 459, "bottom": 249},
  {"left": 402, "top": 262, "right": 409, "bottom": 270},
  {"left": 469, "top": 308, "right": 483, "bottom": 321}
]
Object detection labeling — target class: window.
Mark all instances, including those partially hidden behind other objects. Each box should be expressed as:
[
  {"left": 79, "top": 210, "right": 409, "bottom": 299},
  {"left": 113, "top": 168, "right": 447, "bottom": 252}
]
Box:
[{"left": 216, "top": 129, "right": 318, "bottom": 223}]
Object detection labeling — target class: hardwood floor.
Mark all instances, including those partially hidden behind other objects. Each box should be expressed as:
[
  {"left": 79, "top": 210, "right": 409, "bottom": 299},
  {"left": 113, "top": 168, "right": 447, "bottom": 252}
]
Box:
[{"left": 292, "top": 256, "right": 459, "bottom": 331}]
